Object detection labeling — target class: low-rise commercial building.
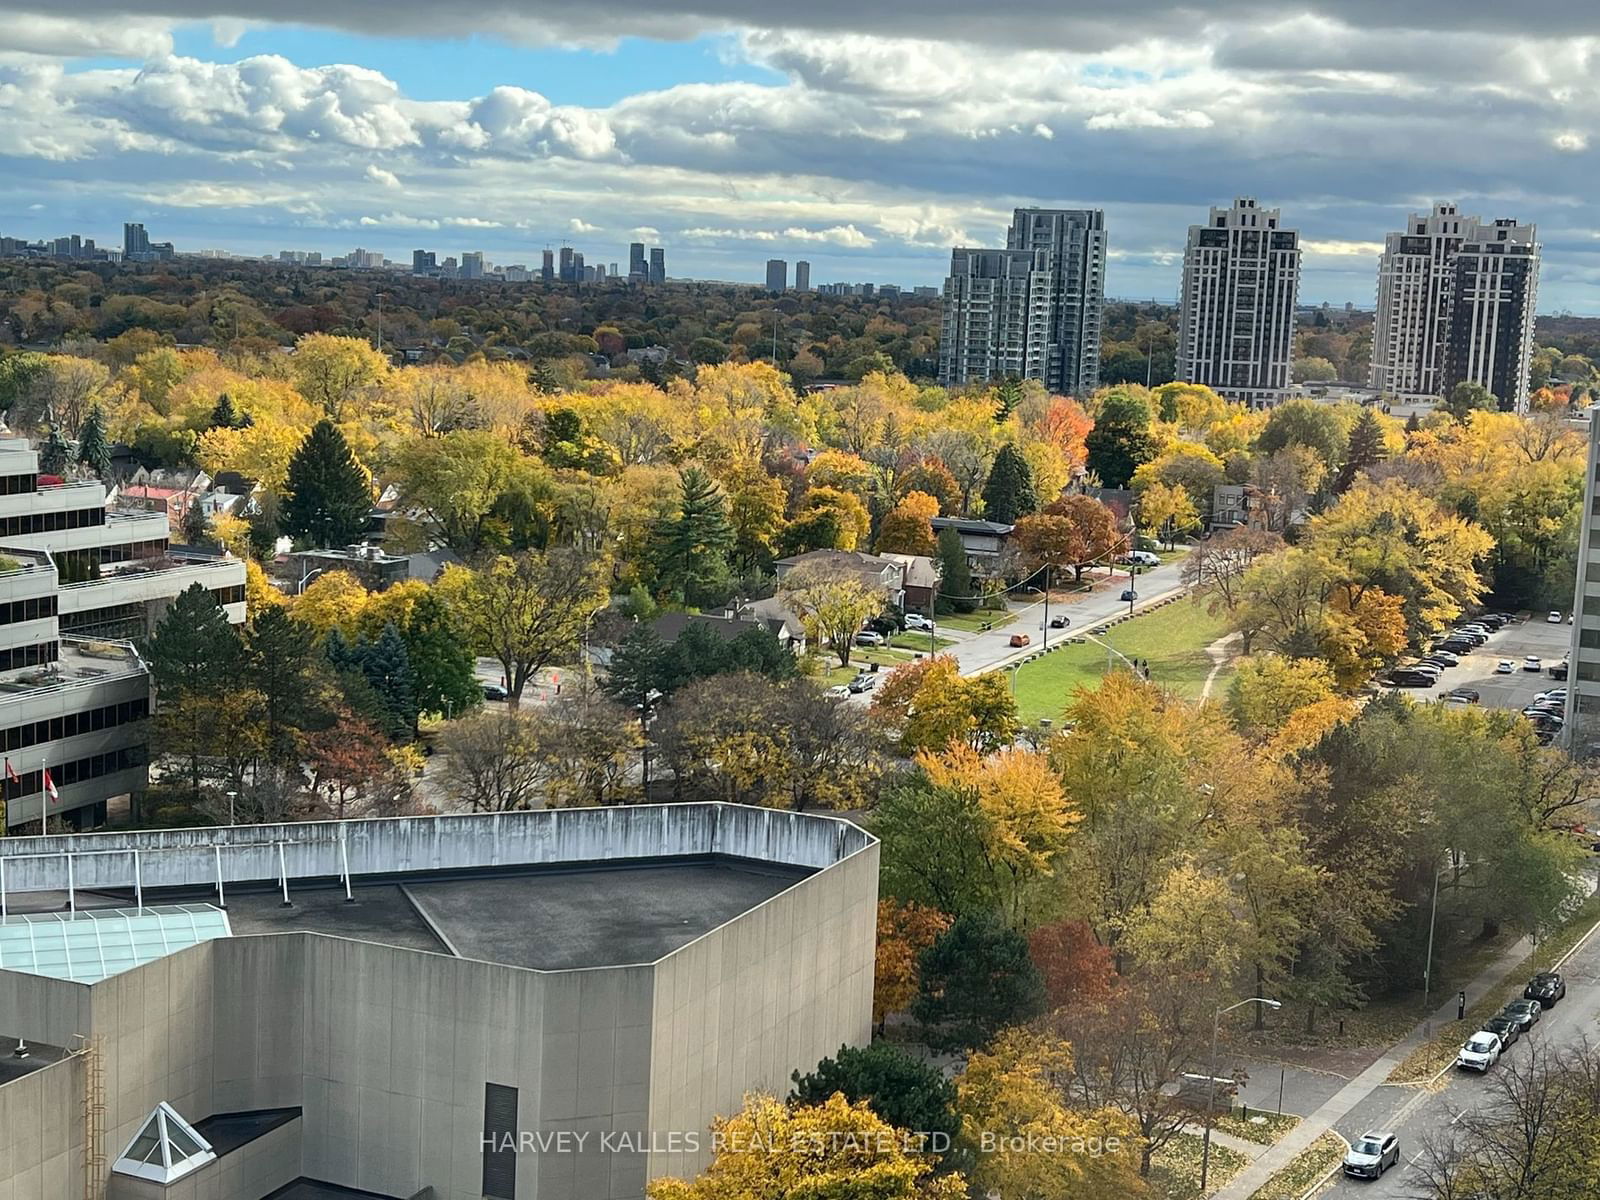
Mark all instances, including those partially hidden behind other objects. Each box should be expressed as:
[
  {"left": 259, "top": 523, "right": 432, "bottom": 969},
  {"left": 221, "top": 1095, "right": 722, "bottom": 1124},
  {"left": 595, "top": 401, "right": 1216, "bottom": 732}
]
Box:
[{"left": 0, "top": 804, "right": 878, "bottom": 1200}]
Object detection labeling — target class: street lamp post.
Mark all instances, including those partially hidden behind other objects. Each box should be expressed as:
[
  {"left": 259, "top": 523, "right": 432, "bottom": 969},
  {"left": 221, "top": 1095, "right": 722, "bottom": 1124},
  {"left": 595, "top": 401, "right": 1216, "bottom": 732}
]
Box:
[
  {"left": 1201, "top": 996, "right": 1282, "bottom": 1191},
  {"left": 225, "top": 790, "right": 238, "bottom": 827},
  {"left": 1423, "top": 859, "right": 1458, "bottom": 1010},
  {"left": 297, "top": 566, "right": 326, "bottom": 595}
]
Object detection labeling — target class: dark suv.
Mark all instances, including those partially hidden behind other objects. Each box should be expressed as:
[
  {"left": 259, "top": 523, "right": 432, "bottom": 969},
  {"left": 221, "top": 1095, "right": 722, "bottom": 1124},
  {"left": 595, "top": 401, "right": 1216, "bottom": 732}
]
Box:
[{"left": 1525, "top": 972, "right": 1566, "bottom": 1006}]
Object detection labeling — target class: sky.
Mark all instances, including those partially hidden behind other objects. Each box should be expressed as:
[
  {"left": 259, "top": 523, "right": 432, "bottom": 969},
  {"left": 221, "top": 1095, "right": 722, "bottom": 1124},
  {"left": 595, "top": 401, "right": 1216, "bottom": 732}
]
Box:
[{"left": 2, "top": 2, "right": 1600, "bottom": 307}]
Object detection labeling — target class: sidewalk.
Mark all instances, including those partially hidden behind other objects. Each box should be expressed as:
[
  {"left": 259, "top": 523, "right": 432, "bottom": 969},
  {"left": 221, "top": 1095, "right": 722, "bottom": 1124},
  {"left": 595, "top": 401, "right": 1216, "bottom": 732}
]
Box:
[{"left": 1213, "top": 934, "right": 1533, "bottom": 1199}]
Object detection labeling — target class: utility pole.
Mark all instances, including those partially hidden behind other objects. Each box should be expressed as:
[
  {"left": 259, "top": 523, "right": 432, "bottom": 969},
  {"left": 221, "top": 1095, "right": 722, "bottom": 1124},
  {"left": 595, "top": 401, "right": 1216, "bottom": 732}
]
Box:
[
  {"left": 375, "top": 292, "right": 385, "bottom": 357},
  {"left": 771, "top": 312, "right": 779, "bottom": 365}
]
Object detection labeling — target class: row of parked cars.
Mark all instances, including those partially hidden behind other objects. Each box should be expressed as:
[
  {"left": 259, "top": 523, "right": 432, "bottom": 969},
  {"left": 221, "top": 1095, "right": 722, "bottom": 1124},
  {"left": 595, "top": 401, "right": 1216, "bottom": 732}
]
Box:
[
  {"left": 1384, "top": 611, "right": 1522, "bottom": 689},
  {"left": 1344, "top": 971, "right": 1571, "bottom": 1181}
]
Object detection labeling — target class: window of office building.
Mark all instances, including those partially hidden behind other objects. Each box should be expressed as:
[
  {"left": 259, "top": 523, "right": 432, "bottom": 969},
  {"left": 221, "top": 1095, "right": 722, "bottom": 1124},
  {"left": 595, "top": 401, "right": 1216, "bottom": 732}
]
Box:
[{"left": 482, "top": 1083, "right": 518, "bottom": 1199}]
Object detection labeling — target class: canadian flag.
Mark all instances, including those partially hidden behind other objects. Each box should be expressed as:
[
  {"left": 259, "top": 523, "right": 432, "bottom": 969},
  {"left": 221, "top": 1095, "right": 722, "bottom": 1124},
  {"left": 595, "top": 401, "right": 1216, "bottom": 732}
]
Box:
[{"left": 42, "top": 767, "right": 57, "bottom": 804}]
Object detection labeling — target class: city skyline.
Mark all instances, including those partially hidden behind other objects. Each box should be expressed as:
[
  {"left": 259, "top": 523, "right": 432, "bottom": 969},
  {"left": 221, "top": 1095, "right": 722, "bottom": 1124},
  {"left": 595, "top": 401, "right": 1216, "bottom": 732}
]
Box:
[{"left": 5, "top": 6, "right": 1600, "bottom": 308}]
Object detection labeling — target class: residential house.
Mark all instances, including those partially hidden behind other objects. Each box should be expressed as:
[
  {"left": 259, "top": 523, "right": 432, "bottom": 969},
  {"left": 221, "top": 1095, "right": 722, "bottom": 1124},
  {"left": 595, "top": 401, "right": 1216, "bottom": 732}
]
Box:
[
  {"left": 774, "top": 549, "right": 906, "bottom": 609},
  {"left": 929, "top": 517, "right": 1013, "bottom": 578},
  {"left": 878, "top": 553, "right": 940, "bottom": 614}
]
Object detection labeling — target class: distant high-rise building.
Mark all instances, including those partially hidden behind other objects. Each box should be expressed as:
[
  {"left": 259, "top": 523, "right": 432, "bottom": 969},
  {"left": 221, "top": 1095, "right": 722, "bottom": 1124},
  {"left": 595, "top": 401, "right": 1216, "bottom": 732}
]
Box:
[
  {"left": 609, "top": 262, "right": 619, "bottom": 277},
  {"left": 766, "top": 259, "right": 787, "bottom": 292},
  {"left": 1564, "top": 414, "right": 1600, "bottom": 754},
  {"left": 559, "top": 246, "right": 575, "bottom": 283},
  {"left": 795, "top": 261, "right": 811, "bottom": 292},
  {"left": 629, "top": 242, "right": 648, "bottom": 284},
  {"left": 649, "top": 247, "right": 665, "bottom": 285},
  {"left": 1176, "top": 197, "right": 1299, "bottom": 407},
  {"left": 541, "top": 248, "right": 555, "bottom": 283},
  {"left": 1442, "top": 219, "right": 1540, "bottom": 413},
  {"left": 460, "top": 251, "right": 484, "bottom": 280},
  {"left": 1371, "top": 204, "right": 1476, "bottom": 399},
  {"left": 939, "top": 208, "right": 1106, "bottom": 395},
  {"left": 123, "top": 222, "right": 149, "bottom": 259},
  {"left": 573, "top": 251, "right": 585, "bottom": 282},
  {"left": 412, "top": 249, "right": 437, "bottom": 275}
]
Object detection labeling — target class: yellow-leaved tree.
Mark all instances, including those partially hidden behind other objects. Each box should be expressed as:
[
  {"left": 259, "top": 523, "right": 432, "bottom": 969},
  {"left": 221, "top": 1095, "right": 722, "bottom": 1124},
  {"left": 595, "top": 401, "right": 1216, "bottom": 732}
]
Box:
[{"left": 647, "top": 1092, "right": 967, "bottom": 1200}]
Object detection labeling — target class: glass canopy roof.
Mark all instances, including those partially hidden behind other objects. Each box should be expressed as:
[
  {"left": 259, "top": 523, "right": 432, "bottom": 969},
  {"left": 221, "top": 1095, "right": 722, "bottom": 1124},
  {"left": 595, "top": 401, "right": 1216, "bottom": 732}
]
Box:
[{"left": 0, "top": 903, "right": 231, "bottom": 984}]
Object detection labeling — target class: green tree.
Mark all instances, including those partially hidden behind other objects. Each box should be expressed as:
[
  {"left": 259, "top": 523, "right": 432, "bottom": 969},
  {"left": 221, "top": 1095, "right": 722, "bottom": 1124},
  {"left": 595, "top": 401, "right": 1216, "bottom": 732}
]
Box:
[
  {"left": 209, "top": 392, "right": 246, "bottom": 429},
  {"left": 1334, "top": 406, "right": 1387, "bottom": 493},
  {"left": 180, "top": 498, "right": 210, "bottom": 547},
  {"left": 1257, "top": 398, "right": 1348, "bottom": 474},
  {"left": 246, "top": 490, "right": 281, "bottom": 560},
  {"left": 980, "top": 442, "right": 1038, "bottom": 523},
  {"left": 402, "top": 592, "right": 482, "bottom": 723},
  {"left": 993, "top": 375, "right": 1023, "bottom": 420},
  {"left": 1084, "top": 390, "right": 1156, "bottom": 488},
  {"left": 37, "top": 428, "right": 69, "bottom": 475},
  {"left": 651, "top": 467, "right": 736, "bottom": 607},
  {"left": 143, "top": 583, "right": 246, "bottom": 804},
  {"left": 281, "top": 419, "right": 372, "bottom": 548},
  {"left": 242, "top": 605, "right": 326, "bottom": 764},
  {"left": 358, "top": 623, "right": 418, "bottom": 740},
  {"left": 75, "top": 404, "right": 112, "bottom": 479},
  {"left": 1443, "top": 380, "right": 1498, "bottom": 421},
  {"left": 791, "top": 1044, "right": 959, "bottom": 1157},
  {"left": 913, "top": 913, "right": 1046, "bottom": 1052},
  {"left": 934, "top": 526, "right": 974, "bottom": 614},
  {"left": 390, "top": 429, "right": 551, "bottom": 560}
]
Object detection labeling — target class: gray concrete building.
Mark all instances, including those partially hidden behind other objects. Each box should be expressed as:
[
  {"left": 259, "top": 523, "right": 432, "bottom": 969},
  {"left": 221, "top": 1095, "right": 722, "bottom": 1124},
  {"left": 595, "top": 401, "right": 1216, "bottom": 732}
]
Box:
[
  {"left": 794, "top": 260, "right": 810, "bottom": 292},
  {"left": 1564, "top": 412, "right": 1600, "bottom": 755},
  {"left": 1176, "top": 197, "right": 1300, "bottom": 408},
  {"left": 1442, "top": 218, "right": 1540, "bottom": 413},
  {"left": 1371, "top": 203, "right": 1478, "bottom": 400},
  {"left": 764, "top": 258, "right": 787, "bottom": 292},
  {"left": 0, "top": 804, "right": 878, "bottom": 1200},
  {"left": 938, "top": 208, "right": 1106, "bottom": 395}
]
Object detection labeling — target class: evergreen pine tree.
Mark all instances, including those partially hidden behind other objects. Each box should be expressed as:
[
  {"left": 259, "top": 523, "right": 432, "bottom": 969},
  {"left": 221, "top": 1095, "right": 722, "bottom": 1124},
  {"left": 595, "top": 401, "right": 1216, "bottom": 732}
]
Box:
[
  {"left": 1404, "top": 412, "right": 1421, "bottom": 435},
  {"left": 652, "top": 467, "right": 736, "bottom": 607},
  {"left": 37, "top": 428, "right": 69, "bottom": 475},
  {"left": 980, "top": 443, "right": 1038, "bottom": 524},
  {"left": 602, "top": 624, "right": 667, "bottom": 717},
  {"left": 358, "top": 623, "right": 417, "bottom": 740},
  {"left": 243, "top": 606, "right": 324, "bottom": 763},
  {"left": 934, "top": 526, "right": 975, "bottom": 615},
  {"left": 142, "top": 584, "right": 245, "bottom": 803},
  {"left": 281, "top": 419, "right": 372, "bottom": 548},
  {"left": 402, "top": 592, "right": 481, "bottom": 723},
  {"left": 180, "top": 498, "right": 211, "bottom": 547},
  {"left": 1334, "top": 407, "right": 1388, "bottom": 493},
  {"left": 210, "top": 392, "right": 240, "bottom": 429},
  {"left": 993, "top": 375, "right": 1023, "bottom": 420},
  {"left": 75, "top": 404, "right": 112, "bottom": 479}
]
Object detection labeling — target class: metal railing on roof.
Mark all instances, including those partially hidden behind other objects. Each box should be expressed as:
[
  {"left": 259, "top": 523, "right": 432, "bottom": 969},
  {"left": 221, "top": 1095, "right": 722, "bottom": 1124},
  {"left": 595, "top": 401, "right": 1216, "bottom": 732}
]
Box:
[{"left": 57, "top": 558, "right": 239, "bottom": 591}]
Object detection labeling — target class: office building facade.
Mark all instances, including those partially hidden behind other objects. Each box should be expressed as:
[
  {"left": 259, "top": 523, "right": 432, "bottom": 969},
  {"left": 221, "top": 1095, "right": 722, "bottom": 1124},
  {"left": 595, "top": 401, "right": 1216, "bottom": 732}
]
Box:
[
  {"left": 765, "top": 258, "right": 787, "bottom": 292},
  {"left": 558, "top": 246, "right": 575, "bottom": 283},
  {"left": 629, "top": 242, "right": 647, "bottom": 284},
  {"left": 541, "top": 248, "right": 555, "bottom": 283},
  {"left": 1176, "top": 197, "right": 1300, "bottom": 407},
  {"left": 1370, "top": 203, "right": 1476, "bottom": 399},
  {"left": 459, "top": 251, "right": 484, "bottom": 280},
  {"left": 411, "top": 249, "right": 436, "bottom": 275},
  {"left": 1442, "top": 219, "right": 1540, "bottom": 413},
  {"left": 938, "top": 208, "right": 1106, "bottom": 395},
  {"left": 794, "top": 260, "right": 811, "bottom": 292},
  {"left": 649, "top": 247, "right": 665, "bottom": 285},
  {"left": 1567, "top": 413, "right": 1600, "bottom": 755}
]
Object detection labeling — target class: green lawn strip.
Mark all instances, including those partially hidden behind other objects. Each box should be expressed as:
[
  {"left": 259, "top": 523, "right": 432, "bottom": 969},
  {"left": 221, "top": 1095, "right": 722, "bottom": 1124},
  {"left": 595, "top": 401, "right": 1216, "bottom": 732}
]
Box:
[
  {"left": 1010, "top": 597, "right": 1233, "bottom": 724},
  {"left": 935, "top": 609, "right": 1016, "bottom": 633},
  {"left": 1215, "top": 1110, "right": 1301, "bottom": 1146},
  {"left": 1387, "top": 890, "right": 1600, "bottom": 1084},
  {"left": 1149, "top": 1132, "right": 1250, "bottom": 1200},
  {"left": 889, "top": 632, "right": 955, "bottom": 652},
  {"left": 1246, "top": 1132, "right": 1347, "bottom": 1200}
]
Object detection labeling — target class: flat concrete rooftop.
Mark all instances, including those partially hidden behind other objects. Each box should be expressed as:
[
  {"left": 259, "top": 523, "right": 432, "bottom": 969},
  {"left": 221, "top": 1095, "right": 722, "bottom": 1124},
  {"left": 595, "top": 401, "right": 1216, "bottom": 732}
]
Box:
[
  {"left": 218, "top": 858, "right": 813, "bottom": 970},
  {"left": 0, "top": 1034, "right": 67, "bottom": 1085}
]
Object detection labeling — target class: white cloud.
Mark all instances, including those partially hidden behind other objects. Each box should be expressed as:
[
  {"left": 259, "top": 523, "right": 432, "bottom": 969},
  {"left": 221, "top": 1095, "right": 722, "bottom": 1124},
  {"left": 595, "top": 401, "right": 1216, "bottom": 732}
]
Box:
[
  {"left": 365, "top": 164, "right": 401, "bottom": 188},
  {"left": 568, "top": 217, "right": 600, "bottom": 233},
  {"left": 1302, "top": 238, "right": 1386, "bottom": 258},
  {"left": 681, "top": 224, "right": 875, "bottom": 247},
  {"left": 1554, "top": 131, "right": 1588, "bottom": 153},
  {"left": 1033, "top": 123, "right": 1054, "bottom": 139}
]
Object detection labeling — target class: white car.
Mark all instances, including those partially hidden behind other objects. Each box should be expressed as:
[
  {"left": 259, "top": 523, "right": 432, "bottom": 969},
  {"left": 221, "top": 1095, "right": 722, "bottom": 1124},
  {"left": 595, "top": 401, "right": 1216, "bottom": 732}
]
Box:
[
  {"left": 1548, "top": 610, "right": 1564, "bottom": 624},
  {"left": 1342, "top": 1131, "right": 1400, "bottom": 1179},
  {"left": 1496, "top": 659, "right": 1516, "bottom": 674},
  {"left": 826, "top": 684, "right": 851, "bottom": 698},
  {"left": 1457, "top": 1030, "right": 1502, "bottom": 1072},
  {"left": 1125, "top": 550, "right": 1161, "bottom": 567},
  {"left": 1524, "top": 656, "right": 1543, "bottom": 672},
  {"left": 904, "top": 614, "right": 935, "bottom": 632},
  {"left": 854, "top": 630, "right": 885, "bottom": 647}
]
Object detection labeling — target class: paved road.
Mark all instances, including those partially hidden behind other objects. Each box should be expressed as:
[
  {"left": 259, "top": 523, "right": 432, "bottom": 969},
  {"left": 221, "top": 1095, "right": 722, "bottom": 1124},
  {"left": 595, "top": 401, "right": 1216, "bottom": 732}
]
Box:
[{"left": 1313, "top": 914, "right": 1600, "bottom": 1198}]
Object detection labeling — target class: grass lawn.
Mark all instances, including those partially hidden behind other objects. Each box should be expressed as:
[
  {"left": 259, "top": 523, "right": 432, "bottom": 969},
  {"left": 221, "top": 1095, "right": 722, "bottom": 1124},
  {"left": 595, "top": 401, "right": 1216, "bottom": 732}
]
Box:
[
  {"left": 935, "top": 609, "right": 1015, "bottom": 633},
  {"left": 1216, "top": 1110, "right": 1301, "bottom": 1146},
  {"left": 1247, "top": 1132, "right": 1347, "bottom": 1200},
  {"left": 1149, "top": 1132, "right": 1249, "bottom": 1200},
  {"left": 890, "top": 631, "right": 956, "bottom": 652},
  {"left": 1009, "top": 597, "right": 1235, "bottom": 725},
  {"left": 815, "top": 644, "right": 922, "bottom": 687}
]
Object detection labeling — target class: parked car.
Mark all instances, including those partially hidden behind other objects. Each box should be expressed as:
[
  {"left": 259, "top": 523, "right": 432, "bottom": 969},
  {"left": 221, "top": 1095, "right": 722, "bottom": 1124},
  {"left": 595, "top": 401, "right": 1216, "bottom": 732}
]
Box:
[
  {"left": 904, "top": 613, "right": 935, "bottom": 631},
  {"left": 1549, "top": 661, "right": 1570, "bottom": 680},
  {"left": 1457, "top": 1031, "right": 1503, "bottom": 1072},
  {"left": 1524, "top": 656, "right": 1543, "bottom": 672},
  {"left": 1435, "top": 640, "right": 1475, "bottom": 656},
  {"left": 1120, "top": 589, "right": 1138, "bottom": 602},
  {"left": 1049, "top": 615, "right": 1069, "bottom": 629},
  {"left": 1537, "top": 689, "right": 1568, "bottom": 704},
  {"left": 1009, "top": 633, "right": 1031, "bottom": 648},
  {"left": 1496, "top": 659, "right": 1516, "bottom": 674},
  {"left": 1424, "top": 651, "right": 1461, "bottom": 667},
  {"left": 481, "top": 683, "right": 508, "bottom": 702},
  {"left": 1342, "top": 1131, "right": 1400, "bottom": 1179},
  {"left": 1446, "top": 688, "right": 1481, "bottom": 704},
  {"left": 1549, "top": 610, "right": 1565, "bottom": 624},
  {"left": 1120, "top": 550, "right": 1161, "bottom": 567},
  {"left": 1387, "top": 669, "right": 1439, "bottom": 688},
  {"left": 854, "top": 630, "right": 886, "bottom": 647},
  {"left": 1525, "top": 972, "right": 1566, "bottom": 1006},
  {"left": 1501, "top": 999, "right": 1542, "bottom": 1032},
  {"left": 847, "top": 673, "right": 878, "bottom": 694},
  {"left": 1481, "top": 1015, "right": 1520, "bottom": 1048},
  {"left": 1451, "top": 631, "right": 1489, "bottom": 646}
]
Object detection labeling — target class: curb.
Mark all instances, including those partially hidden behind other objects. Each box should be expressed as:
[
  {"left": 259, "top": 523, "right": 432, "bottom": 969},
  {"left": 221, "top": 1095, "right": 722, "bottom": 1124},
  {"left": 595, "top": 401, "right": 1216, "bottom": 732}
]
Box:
[
  {"left": 978, "top": 584, "right": 1191, "bottom": 677},
  {"left": 1293, "top": 1131, "right": 1351, "bottom": 1200}
]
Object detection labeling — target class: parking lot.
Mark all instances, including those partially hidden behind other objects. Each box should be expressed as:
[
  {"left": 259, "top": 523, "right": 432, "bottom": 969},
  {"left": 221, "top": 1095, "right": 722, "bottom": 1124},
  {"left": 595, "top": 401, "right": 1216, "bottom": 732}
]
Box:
[{"left": 1400, "top": 611, "right": 1573, "bottom": 712}]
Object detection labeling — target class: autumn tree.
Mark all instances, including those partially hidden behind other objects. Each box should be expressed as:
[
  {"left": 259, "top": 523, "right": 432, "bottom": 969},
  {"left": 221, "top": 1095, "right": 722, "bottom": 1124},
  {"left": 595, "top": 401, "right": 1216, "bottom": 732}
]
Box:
[
  {"left": 390, "top": 430, "right": 551, "bottom": 559},
  {"left": 779, "top": 564, "right": 885, "bottom": 667},
  {"left": 870, "top": 656, "right": 1018, "bottom": 754},
  {"left": 436, "top": 550, "right": 609, "bottom": 707},
  {"left": 876, "top": 490, "right": 939, "bottom": 556},
  {"left": 646, "top": 1093, "right": 966, "bottom": 1200},
  {"left": 1135, "top": 479, "right": 1198, "bottom": 549},
  {"left": 1028, "top": 919, "right": 1118, "bottom": 1007},
  {"left": 435, "top": 709, "right": 551, "bottom": 812},
  {"left": 873, "top": 900, "right": 953, "bottom": 1032},
  {"left": 303, "top": 707, "right": 400, "bottom": 818},
  {"left": 1226, "top": 655, "right": 1337, "bottom": 738},
  {"left": 290, "top": 332, "right": 388, "bottom": 419},
  {"left": 1181, "top": 526, "right": 1283, "bottom": 646}
]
